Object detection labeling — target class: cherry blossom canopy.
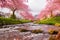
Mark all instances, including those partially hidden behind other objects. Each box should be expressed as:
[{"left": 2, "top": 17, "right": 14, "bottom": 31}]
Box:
[
  {"left": 0, "top": 0, "right": 34, "bottom": 20},
  {"left": 0, "top": 0, "right": 28, "bottom": 10},
  {"left": 37, "top": 0, "right": 60, "bottom": 20}
]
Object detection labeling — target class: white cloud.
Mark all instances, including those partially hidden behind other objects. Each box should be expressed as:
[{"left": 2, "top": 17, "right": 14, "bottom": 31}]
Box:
[{"left": 28, "top": 0, "right": 47, "bottom": 16}]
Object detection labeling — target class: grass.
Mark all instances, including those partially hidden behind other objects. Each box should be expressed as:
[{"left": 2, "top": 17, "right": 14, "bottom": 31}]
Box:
[
  {"left": 0, "top": 17, "right": 21, "bottom": 25},
  {"left": 19, "top": 19, "right": 32, "bottom": 23},
  {"left": 0, "top": 17, "right": 31, "bottom": 27},
  {"left": 36, "top": 16, "right": 60, "bottom": 25}
]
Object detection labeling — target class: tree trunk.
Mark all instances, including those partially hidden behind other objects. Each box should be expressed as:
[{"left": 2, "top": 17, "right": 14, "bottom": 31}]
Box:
[{"left": 10, "top": 9, "right": 16, "bottom": 19}]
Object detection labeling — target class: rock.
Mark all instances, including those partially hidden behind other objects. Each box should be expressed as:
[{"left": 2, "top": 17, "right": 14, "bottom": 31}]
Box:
[{"left": 56, "top": 31, "right": 60, "bottom": 40}]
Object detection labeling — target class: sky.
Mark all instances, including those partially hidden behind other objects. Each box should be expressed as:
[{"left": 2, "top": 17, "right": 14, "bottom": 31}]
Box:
[
  {"left": 0, "top": 8, "right": 12, "bottom": 13},
  {"left": 28, "top": 0, "right": 47, "bottom": 16}
]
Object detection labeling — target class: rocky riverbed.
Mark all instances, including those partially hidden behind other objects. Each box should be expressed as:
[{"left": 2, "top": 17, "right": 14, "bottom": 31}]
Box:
[{"left": 0, "top": 23, "right": 60, "bottom": 40}]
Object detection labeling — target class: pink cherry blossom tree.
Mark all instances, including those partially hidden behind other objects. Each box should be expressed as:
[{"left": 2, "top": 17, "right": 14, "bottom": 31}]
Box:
[
  {"left": 0, "top": 0, "right": 28, "bottom": 18},
  {"left": 37, "top": 0, "right": 60, "bottom": 20},
  {"left": 0, "top": 0, "right": 34, "bottom": 20}
]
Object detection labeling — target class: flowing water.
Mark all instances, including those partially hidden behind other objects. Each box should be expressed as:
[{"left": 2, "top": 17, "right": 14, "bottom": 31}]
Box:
[{"left": 0, "top": 23, "right": 60, "bottom": 40}]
